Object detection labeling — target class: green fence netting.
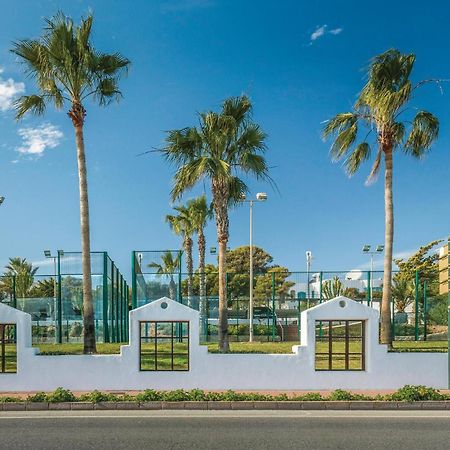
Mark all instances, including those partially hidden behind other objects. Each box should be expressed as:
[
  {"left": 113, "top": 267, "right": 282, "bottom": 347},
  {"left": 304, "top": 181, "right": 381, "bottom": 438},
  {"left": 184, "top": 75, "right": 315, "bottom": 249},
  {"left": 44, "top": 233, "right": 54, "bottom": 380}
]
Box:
[
  {"left": 132, "top": 251, "right": 448, "bottom": 344},
  {"left": 0, "top": 251, "right": 129, "bottom": 345}
]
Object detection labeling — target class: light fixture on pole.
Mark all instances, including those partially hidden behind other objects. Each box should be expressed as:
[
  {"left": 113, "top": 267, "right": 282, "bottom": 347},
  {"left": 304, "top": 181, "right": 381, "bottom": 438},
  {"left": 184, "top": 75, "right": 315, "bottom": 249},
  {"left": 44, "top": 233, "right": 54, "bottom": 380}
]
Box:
[
  {"left": 0, "top": 196, "right": 5, "bottom": 206},
  {"left": 362, "top": 244, "right": 384, "bottom": 306},
  {"left": 240, "top": 192, "right": 268, "bottom": 342}
]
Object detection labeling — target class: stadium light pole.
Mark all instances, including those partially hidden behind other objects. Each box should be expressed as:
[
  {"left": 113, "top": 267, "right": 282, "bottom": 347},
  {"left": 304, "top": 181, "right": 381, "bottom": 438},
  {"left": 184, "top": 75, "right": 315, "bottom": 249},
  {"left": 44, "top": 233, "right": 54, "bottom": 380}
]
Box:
[
  {"left": 240, "top": 193, "right": 267, "bottom": 342},
  {"left": 306, "top": 251, "right": 312, "bottom": 309},
  {"left": 362, "top": 245, "right": 384, "bottom": 307}
]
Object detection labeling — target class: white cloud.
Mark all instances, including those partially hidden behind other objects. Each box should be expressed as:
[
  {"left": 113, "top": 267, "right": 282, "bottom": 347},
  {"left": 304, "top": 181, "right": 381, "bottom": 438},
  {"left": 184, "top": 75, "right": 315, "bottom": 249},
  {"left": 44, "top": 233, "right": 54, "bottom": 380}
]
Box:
[
  {"left": 330, "top": 28, "right": 343, "bottom": 35},
  {"left": 16, "top": 124, "right": 63, "bottom": 156},
  {"left": 311, "top": 25, "right": 327, "bottom": 41},
  {"left": 0, "top": 67, "right": 25, "bottom": 111},
  {"left": 310, "top": 25, "right": 343, "bottom": 42}
]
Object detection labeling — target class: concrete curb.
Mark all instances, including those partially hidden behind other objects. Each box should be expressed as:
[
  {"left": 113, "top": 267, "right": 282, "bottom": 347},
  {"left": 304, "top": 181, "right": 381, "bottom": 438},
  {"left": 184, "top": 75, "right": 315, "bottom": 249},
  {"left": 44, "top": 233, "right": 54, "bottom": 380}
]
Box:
[{"left": 0, "top": 401, "right": 449, "bottom": 411}]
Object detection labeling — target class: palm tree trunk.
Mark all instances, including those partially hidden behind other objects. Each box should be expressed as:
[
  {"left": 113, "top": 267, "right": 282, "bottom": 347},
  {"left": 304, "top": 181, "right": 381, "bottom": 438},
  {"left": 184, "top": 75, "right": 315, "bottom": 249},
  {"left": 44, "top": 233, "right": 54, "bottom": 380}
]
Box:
[
  {"left": 380, "top": 148, "right": 393, "bottom": 346},
  {"left": 217, "top": 239, "right": 229, "bottom": 352},
  {"left": 185, "top": 236, "right": 193, "bottom": 307},
  {"left": 198, "top": 230, "right": 206, "bottom": 336},
  {"left": 74, "top": 121, "right": 96, "bottom": 354},
  {"left": 212, "top": 181, "right": 230, "bottom": 353}
]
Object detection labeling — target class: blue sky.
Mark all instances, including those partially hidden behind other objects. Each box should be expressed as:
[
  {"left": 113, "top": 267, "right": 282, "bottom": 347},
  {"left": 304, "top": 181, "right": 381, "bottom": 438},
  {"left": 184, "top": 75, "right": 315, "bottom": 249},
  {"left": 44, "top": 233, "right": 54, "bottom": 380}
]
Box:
[{"left": 0, "top": 0, "right": 449, "bottom": 280}]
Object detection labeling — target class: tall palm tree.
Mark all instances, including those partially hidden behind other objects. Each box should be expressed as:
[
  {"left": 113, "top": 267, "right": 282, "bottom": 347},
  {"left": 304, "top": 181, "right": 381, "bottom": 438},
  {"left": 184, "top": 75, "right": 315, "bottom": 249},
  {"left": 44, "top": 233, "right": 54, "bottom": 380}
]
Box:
[
  {"left": 166, "top": 205, "right": 194, "bottom": 305},
  {"left": 162, "top": 96, "right": 270, "bottom": 352},
  {"left": 11, "top": 13, "right": 130, "bottom": 353},
  {"left": 323, "top": 49, "right": 439, "bottom": 345},
  {"left": 148, "top": 251, "right": 181, "bottom": 301},
  {"left": 187, "top": 195, "right": 213, "bottom": 329}
]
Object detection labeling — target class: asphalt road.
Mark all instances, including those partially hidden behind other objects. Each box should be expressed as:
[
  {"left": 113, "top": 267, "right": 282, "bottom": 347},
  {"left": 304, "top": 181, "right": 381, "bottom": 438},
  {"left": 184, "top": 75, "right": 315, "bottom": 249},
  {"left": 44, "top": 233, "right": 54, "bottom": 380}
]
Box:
[{"left": 0, "top": 410, "right": 449, "bottom": 450}]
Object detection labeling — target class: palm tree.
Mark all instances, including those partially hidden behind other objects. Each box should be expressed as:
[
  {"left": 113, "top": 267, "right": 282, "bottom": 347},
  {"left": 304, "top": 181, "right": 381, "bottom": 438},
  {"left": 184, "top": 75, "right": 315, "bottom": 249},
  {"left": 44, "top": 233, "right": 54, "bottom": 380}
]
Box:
[
  {"left": 323, "top": 49, "right": 439, "bottom": 345},
  {"left": 148, "top": 251, "right": 181, "bottom": 301},
  {"left": 11, "top": 13, "right": 130, "bottom": 353},
  {"left": 391, "top": 278, "right": 413, "bottom": 313},
  {"left": 187, "top": 195, "right": 213, "bottom": 331},
  {"left": 162, "top": 96, "right": 270, "bottom": 352},
  {"left": 2, "top": 257, "right": 38, "bottom": 298},
  {"left": 166, "top": 205, "right": 195, "bottom": 306}
]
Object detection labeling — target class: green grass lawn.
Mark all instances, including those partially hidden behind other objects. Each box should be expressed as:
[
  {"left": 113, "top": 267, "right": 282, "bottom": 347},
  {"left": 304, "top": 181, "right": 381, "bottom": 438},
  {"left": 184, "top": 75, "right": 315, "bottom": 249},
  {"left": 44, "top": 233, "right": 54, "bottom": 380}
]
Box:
[
  {"left": 34, "top": 340, "right": 448, "bottom": 355},
  {"left": 1, "top": 344, "right": 17, "bottom": 372}
]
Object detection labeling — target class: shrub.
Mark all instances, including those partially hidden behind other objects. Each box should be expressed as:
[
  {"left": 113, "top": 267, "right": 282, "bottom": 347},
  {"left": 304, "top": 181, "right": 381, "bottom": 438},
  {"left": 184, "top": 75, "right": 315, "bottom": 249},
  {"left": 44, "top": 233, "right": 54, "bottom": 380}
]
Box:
[
  {"left": 328, "top": 389, "right": 366, "bottom": 401},
  {"left": 135, "top": 389, "right": 161, "bottom": 402},
  {"left": 27, "top": 392, "right": 47, "bottom": 402},
  {"left": 389, "top": 385, "right": 444, "bottom": 402},
  {"left": 188, "top": 389, "right": 207, "bottom": 401},
  {"left": 161, "top": 389, "right": 191, "bottom": 402},
  {"left": 0, "top": 396, "right": 20, "bottom": 403},
  {"left": 297, "top": 392, "right": 323, "bottom": 401},
  {"left": 46, "top": 387, "right": 76, "bottom": 403},
  {"left": 79, "top": 390, "right": 119, "bottom": 403},
  {"left": 427, "top": 296, "right": 448, "bottom": 326}
]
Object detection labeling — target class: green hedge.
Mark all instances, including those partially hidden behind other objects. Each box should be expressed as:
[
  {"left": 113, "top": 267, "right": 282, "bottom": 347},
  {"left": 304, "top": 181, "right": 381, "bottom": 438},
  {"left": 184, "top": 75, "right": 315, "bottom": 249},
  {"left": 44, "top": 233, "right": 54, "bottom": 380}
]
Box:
[{"left": 0, "top": 385, "right": 448, "bottom": 403}]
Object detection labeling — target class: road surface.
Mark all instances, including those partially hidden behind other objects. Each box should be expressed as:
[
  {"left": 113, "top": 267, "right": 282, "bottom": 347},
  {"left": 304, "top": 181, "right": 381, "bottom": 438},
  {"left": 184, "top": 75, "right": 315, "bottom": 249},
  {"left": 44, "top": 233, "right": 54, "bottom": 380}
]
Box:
[{"left": 0, "top": 410, "right": 449, "bottom": 449}]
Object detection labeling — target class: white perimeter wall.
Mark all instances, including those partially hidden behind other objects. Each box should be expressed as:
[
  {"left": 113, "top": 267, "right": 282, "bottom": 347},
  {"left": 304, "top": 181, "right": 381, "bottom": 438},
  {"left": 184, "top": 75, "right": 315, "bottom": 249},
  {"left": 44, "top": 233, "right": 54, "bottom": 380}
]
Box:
[{"left": 0, "top": 297, "right": 447, "bottom": 392}]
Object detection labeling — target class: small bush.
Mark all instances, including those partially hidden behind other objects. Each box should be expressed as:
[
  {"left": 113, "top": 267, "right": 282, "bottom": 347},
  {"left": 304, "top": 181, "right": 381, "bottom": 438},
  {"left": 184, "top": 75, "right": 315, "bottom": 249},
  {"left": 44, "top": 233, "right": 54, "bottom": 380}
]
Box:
[
  {"left": 135, "top": 389, "right": 161, "bottom": 402},
  {"left": 297, "top": 392, "right": 323, "bottom": 401},
  {"left": 0, "top": 396, "right": 21, "bottom": 403},
  {"left": 46, "top": 387, "right": 76, "bottom": 403},
  {"left": 389, "top": 385, "right": 444, "bottom": 402},
  {"left": 328, "top": 389, "right": 367, "bottom": 401},
  {"left": 188, "top": 389, "right": 207, "bottom": 401},
  {"left": 161, "top": 389, "right": 191, "bottom": 402},
  {"left": 27, "top": 392, "right": 47, "bottom": 402},
  {"left": 79, "top": 390, "right": 119, "bottom": 403}
]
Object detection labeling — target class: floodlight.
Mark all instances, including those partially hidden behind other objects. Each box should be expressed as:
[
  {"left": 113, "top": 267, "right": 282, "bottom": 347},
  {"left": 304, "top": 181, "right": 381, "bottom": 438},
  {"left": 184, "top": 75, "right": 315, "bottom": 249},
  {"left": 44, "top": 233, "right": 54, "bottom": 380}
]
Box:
[
  {"left": 376, "top": 245, "right": 384, "bottom": 252},
  {"left": 256, "top": 192, "right": 267, "bottom": 201},
  {"left": 362, "top": 245, "right": 371, "bottom": 253},
  {"left": 44, "top": 250, "right": 51, "bottom": 258}
]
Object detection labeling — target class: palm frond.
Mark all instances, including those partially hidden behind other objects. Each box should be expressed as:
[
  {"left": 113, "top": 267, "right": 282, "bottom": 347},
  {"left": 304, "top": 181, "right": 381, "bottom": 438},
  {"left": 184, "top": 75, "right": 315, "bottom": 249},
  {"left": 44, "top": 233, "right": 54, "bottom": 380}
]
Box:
[
  {"left": 404, "top": 111, "right": 439, "bottom": 158},
  {"left": 365, "top": 148, "right": 382, "bottom": 185},
  {"left": 323, "top": 113, "right": 358, "bottom": 161},
  {"left": 13, "top": 95, "right": 46, "bottom": 119},
  {"left": 227, "top": 176, "right": 248, "bottom": 206},
  {"left": 344, "top": 142, "right": 371, "bottom": 176}
]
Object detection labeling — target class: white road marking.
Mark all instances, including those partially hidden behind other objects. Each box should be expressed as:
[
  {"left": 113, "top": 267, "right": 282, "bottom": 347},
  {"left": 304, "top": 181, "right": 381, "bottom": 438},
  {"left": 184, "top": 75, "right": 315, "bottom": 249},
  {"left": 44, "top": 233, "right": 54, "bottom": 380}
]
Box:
[{"left": 0, "top": 410, "right": 449, "bottom": 419}]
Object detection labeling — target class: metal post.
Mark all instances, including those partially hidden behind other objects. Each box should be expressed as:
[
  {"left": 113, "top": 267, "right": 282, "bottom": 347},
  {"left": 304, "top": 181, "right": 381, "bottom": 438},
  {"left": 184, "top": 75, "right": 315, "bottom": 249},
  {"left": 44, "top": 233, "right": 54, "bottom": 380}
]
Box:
[
  {"left": 423, "top": 281, "right": 427, "bottom": 341},
  {"left": 56, "top": 251, "right": 62, "bottom": 344},
  {"left": 447, "top": 237, "right": 450, "bottom": 389},
  {"left": 392, "top": 295, "right": 395, "bottom": 341},
  {"left": 102, "top": 252, "right": 109, "bottom": 343},
  {"left": 178, "top": 253, "right": 182, "bottom": 304},
  {"left": 370, "top": 254, "right": 374, "bottom": 307},
  {"left": 225, "top": 272, "right": 229, "bottom": 343},
  {"left": 131, "top": 251, "right": 137, "bottom": 309},
  {"left": 271, "top": 271, "right": 276, "bottom": 342},
  {"left": 306, "top": 265, "right": 311, "bottom": 310},
  {"left": 236, "top": 294, "right": 240, "bottom": 343},
  {"left": 414, "top": 270, "right": 419, "bottom": 341},
  {"left": 12, "top": 275, "right": 16, "bottom": 309},
  {"left": 366, "top": 271, "right": 371, "bottom": 306},
  {"left": 249, "top": 200, "right": 254, "bottom": 342},
  {"left": 319, "top": 272, "right": 323, "bottom": 337}
]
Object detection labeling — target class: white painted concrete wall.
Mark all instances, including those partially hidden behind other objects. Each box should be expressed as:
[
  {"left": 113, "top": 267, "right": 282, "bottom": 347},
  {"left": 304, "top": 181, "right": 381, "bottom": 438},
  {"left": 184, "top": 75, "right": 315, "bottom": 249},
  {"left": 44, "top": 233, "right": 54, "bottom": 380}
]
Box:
[{"left": 0, "top": 297, "right": 447, "bottom": 392}]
